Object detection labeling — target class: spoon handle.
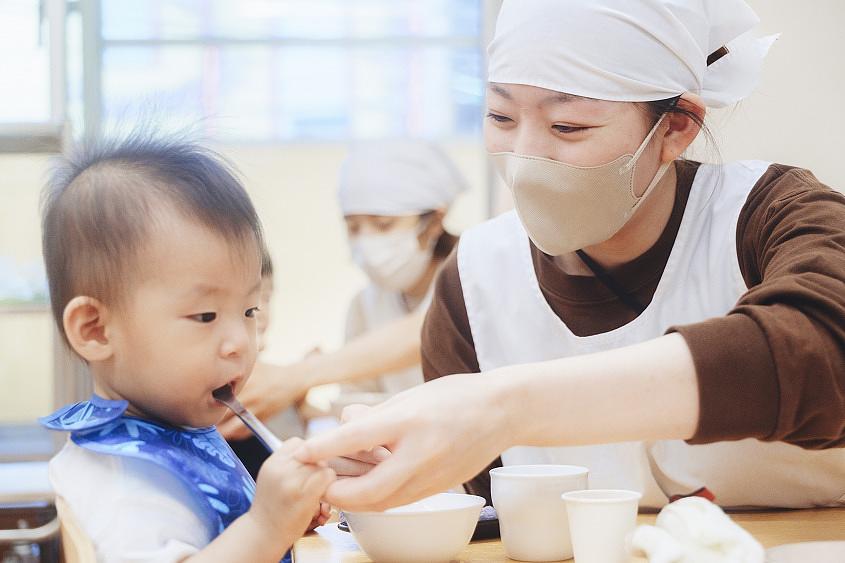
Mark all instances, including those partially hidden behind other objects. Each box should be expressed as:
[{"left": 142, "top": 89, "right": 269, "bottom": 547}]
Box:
[{"left": 235, "top": 409, "right": 283, "bottom": 452}]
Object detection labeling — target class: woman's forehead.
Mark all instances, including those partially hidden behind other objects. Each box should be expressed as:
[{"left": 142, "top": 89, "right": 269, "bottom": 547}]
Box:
[
  {"left": 488, "top": 82, "right": 581, "bottom": 102},
  {"left": 345, "top": 214, "right": 416, "bottom": 222},
  {"left": 487, "top": 82, "right": 627, "bottom": 117}
]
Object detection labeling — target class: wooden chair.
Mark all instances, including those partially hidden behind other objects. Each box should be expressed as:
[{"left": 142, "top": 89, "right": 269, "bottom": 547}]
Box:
[
  {"left": 0, "top": 462, "right": 61, "bottom": 560},
  {"left": 56, "top": 496, "right": 96, "bottom": 563}
]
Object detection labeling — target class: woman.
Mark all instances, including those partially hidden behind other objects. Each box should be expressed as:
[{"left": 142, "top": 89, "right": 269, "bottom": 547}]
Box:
[
  {"left": 296, "top": 0, "right": 845, "bottom": 512},
  {"left": 219, "top": 140, "right": 466, "bottom": 439}
]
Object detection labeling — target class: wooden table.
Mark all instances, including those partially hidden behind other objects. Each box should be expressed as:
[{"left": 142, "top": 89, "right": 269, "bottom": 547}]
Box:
[{"left": 293, "top": 508, "right": 845, "bottom": 562}]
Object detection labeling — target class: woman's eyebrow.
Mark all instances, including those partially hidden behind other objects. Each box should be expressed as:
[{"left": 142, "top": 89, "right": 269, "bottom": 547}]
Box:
[
  {"left": 488, "top": 83, "right": 579, "bottom": 106},
  {"left": 488, "top": 83, "right": 513, "bottom": 100},
  {"left": 539, "top": 92, "right": 578, "bottom": 107}
]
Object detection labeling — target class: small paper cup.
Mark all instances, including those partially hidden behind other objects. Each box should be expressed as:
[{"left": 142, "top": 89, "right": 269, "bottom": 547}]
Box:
[{"left": 562, "top": 489, "right": 642, "bottom": 563}]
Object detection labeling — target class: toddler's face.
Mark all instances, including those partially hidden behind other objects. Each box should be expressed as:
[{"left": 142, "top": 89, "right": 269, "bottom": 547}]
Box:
[
  {"left": 102, "top": 212, "right": 262, "bottom": 428},
  {"left": 256, "top": 275, "right": 273, "bottom": 352}
]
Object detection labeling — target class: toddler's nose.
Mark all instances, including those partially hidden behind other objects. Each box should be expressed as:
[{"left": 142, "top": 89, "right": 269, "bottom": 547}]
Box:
[{"left": 220, "top": 322, "right": 252, "bottom": 359}]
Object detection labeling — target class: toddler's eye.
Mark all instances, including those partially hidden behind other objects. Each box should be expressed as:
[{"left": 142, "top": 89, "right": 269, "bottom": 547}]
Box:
[
  {"left": 245, "top": 307, "right": 260, "bottom": 318},
  {"left": 191, "top": 312, "right": 217, "bottom": 323}
]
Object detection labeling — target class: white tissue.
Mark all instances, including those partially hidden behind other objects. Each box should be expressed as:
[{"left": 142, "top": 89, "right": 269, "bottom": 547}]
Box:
[{"left": 631, "top": 497, "right": 765, "bottom": 563}]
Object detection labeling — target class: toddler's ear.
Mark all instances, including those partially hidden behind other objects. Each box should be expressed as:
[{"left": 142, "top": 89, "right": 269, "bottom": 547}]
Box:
[{"left": 63, "top": 296, "right": 113, "bottom": 362}]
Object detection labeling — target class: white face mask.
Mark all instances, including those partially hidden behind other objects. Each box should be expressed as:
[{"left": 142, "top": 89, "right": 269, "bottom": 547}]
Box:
[
  {"left": 351, "top": 221, "right": 434, "bottom": 292},
  {"left": 491, "top": 116, "right": 671, "bottom": 256}
]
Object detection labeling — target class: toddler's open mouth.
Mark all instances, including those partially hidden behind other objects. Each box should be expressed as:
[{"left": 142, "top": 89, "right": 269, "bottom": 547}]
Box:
[{"left": 211, "top": 380, "right": 239, "bottom": 406}]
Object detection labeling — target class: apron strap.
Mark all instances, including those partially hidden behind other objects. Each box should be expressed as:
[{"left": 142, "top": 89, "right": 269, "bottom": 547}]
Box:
[{"left": 575, "top": 249, "right": 647, "bottom": 315}]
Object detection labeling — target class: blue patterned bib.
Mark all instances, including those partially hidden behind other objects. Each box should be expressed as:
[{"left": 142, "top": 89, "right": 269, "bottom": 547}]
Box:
[{"left": 40, "top": 395, "right": 255, "bottom": 535}]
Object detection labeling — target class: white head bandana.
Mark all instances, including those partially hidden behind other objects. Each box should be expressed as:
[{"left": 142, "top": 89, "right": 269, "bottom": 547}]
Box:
[
  {"left": 338, "top": 140, "right": 468, "bottom": 216},
  {"left": 488, "top": 0, "right": 777, "bottom": 107}
]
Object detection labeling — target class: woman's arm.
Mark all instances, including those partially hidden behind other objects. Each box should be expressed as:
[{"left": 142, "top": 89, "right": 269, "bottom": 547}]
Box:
[
  {"left": 305, "top": 306, "right": 425, "bottom": 387},
  {"left": 295, "top": 333, "right": 698, "bottom": 511},
  {"left": 674, "top": 165, "right": 845, "bottom": 448}
]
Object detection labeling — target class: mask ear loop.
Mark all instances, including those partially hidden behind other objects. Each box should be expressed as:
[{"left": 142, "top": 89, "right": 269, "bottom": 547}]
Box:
[
  {"left": 416, "top": 210, "right": 443, "bottom": 255},
  {"left": 624, "top": 110, "right": 675, "bottom": 209},
  {"left": 625, "top": 113, "right": 669, "bottom": 171},
  {"left": 624, "top": 94, "right": 681, "bottom": 172}
]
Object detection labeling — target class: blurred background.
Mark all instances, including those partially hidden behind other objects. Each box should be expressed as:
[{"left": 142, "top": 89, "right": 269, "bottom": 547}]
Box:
[{"left": 1, "top": 0, "right": 843, "bottom": 442}]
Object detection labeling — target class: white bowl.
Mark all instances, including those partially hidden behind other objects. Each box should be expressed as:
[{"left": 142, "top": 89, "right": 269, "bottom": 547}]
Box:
[{"left": 344, "top": 493, "right": 485, "bottom": 562}]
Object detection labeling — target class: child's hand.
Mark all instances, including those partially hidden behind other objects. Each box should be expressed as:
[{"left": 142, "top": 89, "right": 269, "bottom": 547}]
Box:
[
  {"left": 249, "top": 438, "right": 335, "bottom": 543},
  {"left": 307, "top": 501, "right": 332, "bottom": 531}
]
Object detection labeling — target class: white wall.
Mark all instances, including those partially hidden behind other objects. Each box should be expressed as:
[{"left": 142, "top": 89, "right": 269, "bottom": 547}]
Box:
[
  {"left": 0, "top": 154, "right": 53, "bottom": 421},
  {"left": 687, "top": 0, "right": 845, "bottom": 190}
]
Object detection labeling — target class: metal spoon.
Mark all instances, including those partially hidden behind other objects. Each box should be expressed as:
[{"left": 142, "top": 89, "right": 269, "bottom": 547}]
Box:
[{"left": 213, "top": 384, "right": 283, "bottom": 452}]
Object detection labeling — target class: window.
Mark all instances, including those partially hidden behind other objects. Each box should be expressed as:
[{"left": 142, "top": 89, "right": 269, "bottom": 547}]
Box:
[
  {"left": 0, "top": 0, "right": 65, "bottom": 152},
  {"left": 0, "top": 0, "right": 52, "bottom": 124},
  {"left": 90, "top": 0, "right": 485, "bottom": 141},
  {"left": 0, "top": 0, "right": 63, "bottom": 443}
]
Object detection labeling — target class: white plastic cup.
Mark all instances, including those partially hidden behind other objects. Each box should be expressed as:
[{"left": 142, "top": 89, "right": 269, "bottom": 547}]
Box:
[
  {"left": 490, "top": 465, "right": 589, "bottom": 561},
  {"left": 561, "top": 489, "right": 642, "bottom": 563}
]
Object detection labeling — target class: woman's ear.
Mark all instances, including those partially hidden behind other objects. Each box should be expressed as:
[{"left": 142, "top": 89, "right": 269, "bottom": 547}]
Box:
[
  {"left": 660, "top": 94, "right": 706, "bottom": 163},
  {"left": 419, "top": 209, "right": 446, "bottom": 248},
  {"left": 63, "top": 296, "right": 114, "bottom": 363}
]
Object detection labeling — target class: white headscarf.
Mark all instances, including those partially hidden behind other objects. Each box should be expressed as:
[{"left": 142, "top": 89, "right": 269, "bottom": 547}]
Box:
[
  {"left": 488, "top": 0, "right": 777, "bottom": 108},
  {"left": 338, "top": 139, "right": 468, "bottom": 216}
]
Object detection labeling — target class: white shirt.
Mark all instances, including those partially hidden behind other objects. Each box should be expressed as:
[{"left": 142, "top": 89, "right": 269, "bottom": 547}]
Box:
[
  {"left": 340, "top": 283, "right": 432, "bottom": 396},
  {"left": 50, "top": 439, "right": 215, "bottom": 562}
]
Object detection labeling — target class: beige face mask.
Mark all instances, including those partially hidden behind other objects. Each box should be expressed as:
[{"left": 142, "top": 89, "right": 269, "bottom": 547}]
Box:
[{"left": 491, "top": 116, "right": 671, "bottom": 256}]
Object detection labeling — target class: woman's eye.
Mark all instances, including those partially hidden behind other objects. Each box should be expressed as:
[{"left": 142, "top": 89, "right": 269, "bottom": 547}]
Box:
[
  {"left": 375, "top": 219, "right": 396, "bottom": 232},
  {"left": 191, "top": 312, "right": 217, "bottom": 323},
  {"left": 553, "top": 124, "right": 587, "bottom": 134},
  {"left": 486, "top": 112, "right": 512, "bottom": 124},
  {"left": 245, "top": 307, "right": 260, "bottom": 318}
]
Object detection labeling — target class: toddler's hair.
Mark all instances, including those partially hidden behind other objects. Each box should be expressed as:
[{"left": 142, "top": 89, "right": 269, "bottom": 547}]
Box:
[{"left": 42, "top": 130, "right": 265, "bottom": 343}]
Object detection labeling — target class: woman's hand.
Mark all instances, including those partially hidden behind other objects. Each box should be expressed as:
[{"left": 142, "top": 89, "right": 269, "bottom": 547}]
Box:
[
  {"left": 218, "top": 361, "right": 310, "bottom": 440},
  {"left": 325, "top": 404, "right": 392, "bottom": 479},
  {"left": 294, "top": 373, "right": 514, "bottom": 512}
]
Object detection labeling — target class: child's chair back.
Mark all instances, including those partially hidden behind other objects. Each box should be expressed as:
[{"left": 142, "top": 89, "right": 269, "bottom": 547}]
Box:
[{"left": 56, "top": 496, "right": 96, "bottom": 563}]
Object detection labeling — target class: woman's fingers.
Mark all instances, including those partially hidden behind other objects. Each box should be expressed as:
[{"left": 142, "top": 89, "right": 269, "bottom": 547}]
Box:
[
  {"left": 322, "top": 452, "right": 417, "bottom": 511},
  {"left": 296, "top": 412, "right": 397, "bottom": 465},
  {"left": 341, "top": 446, "right": 392, "bottom": 464},
  {"left": 340, "top": 403, "right": 372, "bottom": 423},
  {"left": 326, "top": 447, "right": 391, "bottom": 476},
  {"left": 327, "top": 455, "right": 378, "bottom": 477}
]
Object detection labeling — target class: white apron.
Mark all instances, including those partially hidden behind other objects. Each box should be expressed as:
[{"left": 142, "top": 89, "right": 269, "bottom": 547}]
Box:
[
  {"left": 340, "top": 283, "right": 429, "bottom": 396},
  {"left": 458, "top": 160, "right": 845, "bottom": 509}
]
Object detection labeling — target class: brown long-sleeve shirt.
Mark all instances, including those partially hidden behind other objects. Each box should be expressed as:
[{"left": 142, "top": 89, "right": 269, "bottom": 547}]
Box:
[{"left": 421, "top": 160, "right": 845, "bottom": 505}]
